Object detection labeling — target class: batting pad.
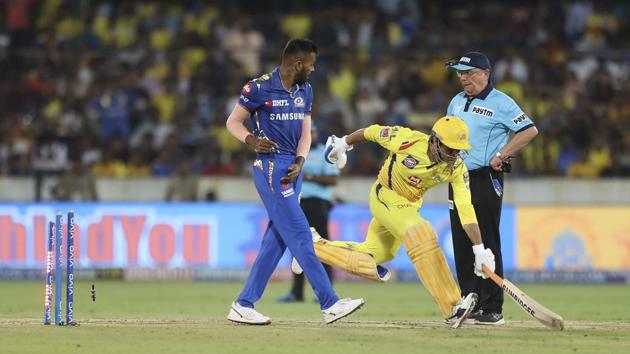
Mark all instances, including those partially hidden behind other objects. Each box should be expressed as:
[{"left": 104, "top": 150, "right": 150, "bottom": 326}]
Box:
[
  {"left": 403, "top": 222, "right": 461, "bottom": 318},
  {"left": 313, "top": 238, "right": 390, "bottom": 282}
]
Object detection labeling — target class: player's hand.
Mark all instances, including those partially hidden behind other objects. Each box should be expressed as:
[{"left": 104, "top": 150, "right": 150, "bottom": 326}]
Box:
[
  {"left": 324, "top": 135, "right": 353, "bottom": 169},
  {"left": 280, "top": 156, "right": 305, "bottom": 184},
  {"left": 246, "top": 135, "right": 278, "bottom": 154},
  {"left": 473, "top": 246, "right": 495, "bottom": 279}
]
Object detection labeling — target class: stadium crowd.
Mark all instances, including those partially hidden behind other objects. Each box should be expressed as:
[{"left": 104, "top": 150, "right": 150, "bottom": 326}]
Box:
[{"left": 1, "top": 0, "right": 629, "bottom": 180}]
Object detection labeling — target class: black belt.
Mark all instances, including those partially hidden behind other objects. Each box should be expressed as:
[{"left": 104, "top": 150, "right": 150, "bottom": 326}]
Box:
[
  {"left": 468, "top": 166, "right": 504, "bottom": 178},
  {"left": 468, "top": 166, "right": 491, "bottom": 177}
]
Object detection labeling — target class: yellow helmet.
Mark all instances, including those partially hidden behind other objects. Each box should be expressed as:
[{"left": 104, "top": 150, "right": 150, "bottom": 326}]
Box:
[{"left": 431, "top": 116, "right": 471, "bottom": 150}]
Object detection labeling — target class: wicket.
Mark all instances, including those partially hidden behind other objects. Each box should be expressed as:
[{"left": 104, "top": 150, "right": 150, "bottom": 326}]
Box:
[{"left": 43, "top": 210, "right": 77, "bottom": 326}]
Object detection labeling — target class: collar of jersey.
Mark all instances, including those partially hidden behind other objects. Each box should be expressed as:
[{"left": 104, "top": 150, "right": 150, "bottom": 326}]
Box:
[
  {"left": 463, "top": 82, "right": 494, "bottom": 100},
  {"left": 271, "top": 67, "right": 304, "bottom": 93}
]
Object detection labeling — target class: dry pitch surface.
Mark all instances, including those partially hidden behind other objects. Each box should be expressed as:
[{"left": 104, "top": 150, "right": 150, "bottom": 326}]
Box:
[{"left": 1, "top": 281, "right": 629, "bottom": 354}]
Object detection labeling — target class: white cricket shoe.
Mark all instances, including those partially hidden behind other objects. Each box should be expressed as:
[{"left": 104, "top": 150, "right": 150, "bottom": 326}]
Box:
[
  {"left": 291, "top": 257, "right": 303, "bottom": 275},
  {"left": 289, "top": 227, "right": 323, "bottom": 275},
  {"left": 227, "top": 302, "right": 271, "bottom": 325},
  {"left": 447, "top": 292, "right": 478, "bottom": 328},
  {"left": 310, "top": 227, "right": 322, "bottom": 242},
  {"left": 322, "top": 297, "right": 365, "bottom": 324}
]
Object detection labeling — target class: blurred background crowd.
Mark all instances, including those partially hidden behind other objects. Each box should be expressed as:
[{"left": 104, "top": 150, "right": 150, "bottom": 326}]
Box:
[{"left": 1, "top": 0, "right": 629, "bottom": 187}]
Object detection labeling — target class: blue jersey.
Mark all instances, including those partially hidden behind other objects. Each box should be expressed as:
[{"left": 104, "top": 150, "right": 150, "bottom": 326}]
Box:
[
  {"left": 238, "top": 67, "right": 313, "bottom": 155},
  {"left": 301, "top": 143, "right": 340, "bottom": 201},
  {"left": 447, "top": 84, "right": 535, "bottom": 170}
]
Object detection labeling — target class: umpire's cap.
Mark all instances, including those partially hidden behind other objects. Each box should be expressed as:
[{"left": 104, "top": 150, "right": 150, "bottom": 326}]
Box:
[
  {"left": 431, "top": 116, "right": 471, "bottom": 150},
  {"left": 447, "top": 52, "right": 491, "bottom": 71}
]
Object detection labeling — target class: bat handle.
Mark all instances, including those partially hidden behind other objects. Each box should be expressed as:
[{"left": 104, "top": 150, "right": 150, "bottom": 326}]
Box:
[{"left": 481, "top": 264, "right": 504, "bottom": 287}]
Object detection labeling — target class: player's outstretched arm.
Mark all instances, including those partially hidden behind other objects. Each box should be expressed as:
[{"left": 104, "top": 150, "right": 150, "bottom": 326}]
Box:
[{"left": 324, "top": 129, "right": 365, "bottom": 168}]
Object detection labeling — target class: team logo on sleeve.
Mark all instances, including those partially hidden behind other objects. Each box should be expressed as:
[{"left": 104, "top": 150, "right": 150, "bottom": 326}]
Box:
[
  {"left": 242, "top": 82, "right": 253, "bottom": 94},
  {"left": 294, "top": 97, "right": 305, "bottom": 107},
  {"left": 512, "top": 113, "right": 529, "bottom": 125},
  {"left": 380, "top": 128, "right": 390, "bottom": 137},
  {"left": 402, "top": 156, "right": 419, "bottom": 169}
]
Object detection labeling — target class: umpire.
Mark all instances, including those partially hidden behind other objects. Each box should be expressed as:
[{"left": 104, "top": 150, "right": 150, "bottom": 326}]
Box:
[{"left": 445, "top": 52, "right": 538, "bottom": 325}]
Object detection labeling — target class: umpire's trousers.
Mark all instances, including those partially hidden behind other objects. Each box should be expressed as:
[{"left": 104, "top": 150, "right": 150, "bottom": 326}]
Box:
[
  {"left": 448, "top": 167, "right": 504, "bottom": 313},
  {"left": 290, "top": 197, "right": 333, "bottom": 299}
]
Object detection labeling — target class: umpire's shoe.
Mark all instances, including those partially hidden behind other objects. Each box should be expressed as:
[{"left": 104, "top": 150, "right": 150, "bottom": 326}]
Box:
[
  {"left": 322, "top": 298, "right": 365, "bottom": 324},
  {"left": 227, "top": 302, "right": 272, "bottom": 325},
  {"left": 474, "top": 312, "right": 505, "bottom": 325}
]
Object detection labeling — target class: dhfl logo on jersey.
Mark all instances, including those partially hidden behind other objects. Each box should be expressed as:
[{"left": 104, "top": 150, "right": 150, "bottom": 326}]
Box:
[{"left": 265, "top": 99, "right": 289, "bottom": 107}]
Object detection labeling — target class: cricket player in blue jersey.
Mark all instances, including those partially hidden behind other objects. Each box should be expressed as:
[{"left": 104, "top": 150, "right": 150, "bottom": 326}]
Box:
[
  {"left": 225, "top": 38, "right": 364, "bottom": 325},
  {"left": 277, "top": 122, "right": 339, "bottom": 303},
  {"left": 446, "top": 52, "right": 538, "bottom": 325}
]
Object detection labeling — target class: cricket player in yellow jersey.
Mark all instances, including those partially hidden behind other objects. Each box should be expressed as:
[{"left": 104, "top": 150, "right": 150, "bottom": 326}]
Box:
[{"left": 316, "top": 116, "right": 496, "bottom": 328}]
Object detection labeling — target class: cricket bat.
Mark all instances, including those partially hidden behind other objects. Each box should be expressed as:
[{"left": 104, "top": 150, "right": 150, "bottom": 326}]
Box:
[{"left": 482, "top": 265, "right": 565, "bottom": 330}]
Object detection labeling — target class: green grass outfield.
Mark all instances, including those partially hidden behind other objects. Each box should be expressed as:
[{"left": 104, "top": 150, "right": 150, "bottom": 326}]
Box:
[{"left": 1, "top": 280, "right": 629, "bottom": 354}]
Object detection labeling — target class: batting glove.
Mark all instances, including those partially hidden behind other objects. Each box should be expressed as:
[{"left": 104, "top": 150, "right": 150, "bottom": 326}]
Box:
[
  {"left": 473, "top": 244, "right": 495, "bottom": 279},
  {"left": 324, "top": 135, "right": 353, "bottom": 169}
]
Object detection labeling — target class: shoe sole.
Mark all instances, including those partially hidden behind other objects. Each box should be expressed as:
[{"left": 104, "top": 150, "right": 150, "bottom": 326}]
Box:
[
  {"left": 325, "top": 302, "right": 365, "bottom": 324},
  {"left": 227, "top": 309, "right": 272, "bottom": 325},
  {"left": 451, "top": 295, "right": 478, "bottom": 329},
  {"left": 463, "top": 318, "right": 477, "bottom": 325},
  {"left": 474, "top": 318, "right": 506, "bottom": 326}
]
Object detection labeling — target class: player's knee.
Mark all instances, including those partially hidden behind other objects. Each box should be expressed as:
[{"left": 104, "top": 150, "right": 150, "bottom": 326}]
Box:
[
  {"left": 371, "top": 250, "right": 395, "bottom": 264},
  {"left": 402, "top": 221, "right": 439, "bottom": 257}
]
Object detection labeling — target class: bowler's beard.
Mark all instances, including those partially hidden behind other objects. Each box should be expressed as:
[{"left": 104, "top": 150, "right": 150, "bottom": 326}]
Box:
[{"left": 295, "top": 69, "right": 309, "bottom": 84}]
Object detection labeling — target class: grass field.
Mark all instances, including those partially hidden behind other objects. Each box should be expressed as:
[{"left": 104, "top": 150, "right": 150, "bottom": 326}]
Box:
[{"left": 1, "top": 280, "right": 629, "bottom": 354}]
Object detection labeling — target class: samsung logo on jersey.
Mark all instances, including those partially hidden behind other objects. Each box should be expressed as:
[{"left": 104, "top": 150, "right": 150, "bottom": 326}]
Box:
[
  {"left": 269, "top": 112, "right": 305, "bottom": 121},
  {"left": 472, "top": 105, "right": 494, "bottom": 117}
]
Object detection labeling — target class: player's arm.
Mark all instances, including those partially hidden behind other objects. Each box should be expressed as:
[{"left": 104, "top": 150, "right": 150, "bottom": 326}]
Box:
[
  {"left": 450, "top": 170, "right": 480, "bottom": 245},
  {"left": 296, "top": 114, "right": 312, "bottom": 159},
  {"left": 225, "top": 103, "right": 277, "bottom": 153},
  {"left": 282, "top": 115, "right": 312, "bottom": 183},
  {"left": 450, "top": 167, "right": 496, "bottom": 278},
  {"left": 325, "top": 125, "right": 411, "bottom": 168}
]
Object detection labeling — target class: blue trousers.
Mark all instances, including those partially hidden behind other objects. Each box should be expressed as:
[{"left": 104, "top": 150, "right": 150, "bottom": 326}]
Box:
[{"left": 237, "top": 155, "right": 339, "bottom": 310}]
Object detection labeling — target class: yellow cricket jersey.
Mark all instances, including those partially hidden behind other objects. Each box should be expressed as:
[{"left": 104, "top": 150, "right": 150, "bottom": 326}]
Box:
[{"left": 364, "top": 124, "right": 478, "bottom": 225}]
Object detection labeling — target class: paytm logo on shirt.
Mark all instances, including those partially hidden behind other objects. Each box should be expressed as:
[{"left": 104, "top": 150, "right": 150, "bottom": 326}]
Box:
[{"left": 472, "top": 105, "right": 494, "bottom": 117}]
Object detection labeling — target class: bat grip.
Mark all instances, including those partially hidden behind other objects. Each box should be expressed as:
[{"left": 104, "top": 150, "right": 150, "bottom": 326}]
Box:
[{"left": 482, "top": 264, "right": 504, "bottom": 287}]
